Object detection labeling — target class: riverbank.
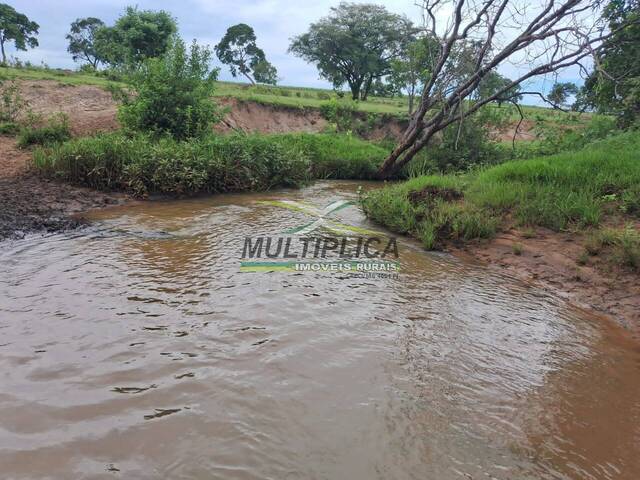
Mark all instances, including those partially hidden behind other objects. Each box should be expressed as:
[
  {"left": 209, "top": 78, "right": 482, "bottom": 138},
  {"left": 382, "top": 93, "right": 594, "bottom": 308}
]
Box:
[
  {"left": 0, "top": 137, "right": 127, "bottom": 241},
  {"left": 361, "top": 131, "right": 640, "bottom": 335}
]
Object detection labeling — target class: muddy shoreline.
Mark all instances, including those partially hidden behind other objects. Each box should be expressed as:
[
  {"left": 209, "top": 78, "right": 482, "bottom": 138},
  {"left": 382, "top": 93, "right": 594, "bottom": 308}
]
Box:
[
  {"left": 0, "top": 173, "right": 127, "bottom": 241},
  {"left": 451, "top": 229, "right": 640, "bottom": 339}
]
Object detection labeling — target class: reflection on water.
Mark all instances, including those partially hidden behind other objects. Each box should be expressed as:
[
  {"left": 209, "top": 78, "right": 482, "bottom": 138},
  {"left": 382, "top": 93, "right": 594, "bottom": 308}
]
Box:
[{"left": 0, "top": 181, "right": 638, "bottom": 479}]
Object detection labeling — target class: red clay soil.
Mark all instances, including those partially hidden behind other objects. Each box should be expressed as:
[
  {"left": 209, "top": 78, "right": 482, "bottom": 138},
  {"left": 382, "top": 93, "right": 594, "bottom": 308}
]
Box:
[
  {"left": 17, "top": 80, "right": 119, "bottom": 135},
  {"left": 0, "top": 81, "right": 126, "bottom": 240}
]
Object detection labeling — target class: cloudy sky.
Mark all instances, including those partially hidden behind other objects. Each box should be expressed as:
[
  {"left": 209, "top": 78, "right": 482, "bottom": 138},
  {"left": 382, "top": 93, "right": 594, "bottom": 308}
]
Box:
[{"left": 8, "top": 0, "right": 579, "bottom": 102}]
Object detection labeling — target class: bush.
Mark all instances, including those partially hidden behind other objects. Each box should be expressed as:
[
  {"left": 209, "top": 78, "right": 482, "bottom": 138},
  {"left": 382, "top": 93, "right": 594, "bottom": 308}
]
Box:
[
  {"left": 405, "top": 107, "right": 509, "bottom": 177},
  {"left": 510, "top": 115, "right": 617, "bottom": 160},
  {"left": 319, "top": 99, "right": 358, "bottom": 132},
  {"left": 317, "top": 91, "right": 331, "bottom": 100},
  {"left": 18, "top": 113, "right": 71, "bottom": 147},
  {"left": 0, "top": 79, "right": 28, "bottom": 123},
  {"left": 118, "top": 38, "right": 220, "bottom": 140}
]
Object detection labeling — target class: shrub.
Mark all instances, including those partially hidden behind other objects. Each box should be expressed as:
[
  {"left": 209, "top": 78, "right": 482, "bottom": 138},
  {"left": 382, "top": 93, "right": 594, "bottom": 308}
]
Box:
[
  {"left": 319, "top": 99, "right": 358, "bottom": 132},
  {"left": 0, "top": 79, "right": 28, "bottom": 123},
  {"left": 18, "top": 113, "right": 71, "bottom": 147},
  {"left": 0, "top": 121, "right": 20, "bottom": 135},
  {"left": 118, "top": 38, "right": 220, "bottom": 140},
  {"left": 317, "top": 91, "right": 331, "bottom": 100}
]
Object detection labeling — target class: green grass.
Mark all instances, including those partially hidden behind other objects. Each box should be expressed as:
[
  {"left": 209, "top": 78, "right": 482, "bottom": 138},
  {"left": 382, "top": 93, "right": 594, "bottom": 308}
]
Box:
[
  {"left": 0, "top": 65, "right": 124, "bottom": 88},
  {"left": 584, "top": 225, "right": 640, "bottom": 271},
  {"left": 32, "top": 132, "right": 393, "bottom": 196},
  {"left": 17, "top": 113, "right": 72, "bottom": 148},
  {"left": 361, "top": 131, "right": 640, "bottom": 249}
]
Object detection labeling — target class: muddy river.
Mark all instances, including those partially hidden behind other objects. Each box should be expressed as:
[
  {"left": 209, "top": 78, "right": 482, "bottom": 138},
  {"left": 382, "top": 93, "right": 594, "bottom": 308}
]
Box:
[{"left": 1, "top": 181, "right": 639, "bottom": 479}]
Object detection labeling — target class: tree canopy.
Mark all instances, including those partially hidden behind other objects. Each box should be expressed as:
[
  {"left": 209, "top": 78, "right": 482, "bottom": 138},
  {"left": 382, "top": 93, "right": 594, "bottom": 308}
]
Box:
[
  {"left": 94, "top": 6, "right": 177, "bottom": 68},
  {"left": 66, "top": 17, "right": 105, "bottom": 68},
  {"left": 0, "top": 3, "right": 39, "bottom": 65},
  {"left": 579, "top": 0, "right": 640, "bottom": 124},
  {"left": 215, "top": 23, "right": 277, "bottom": 85},
  {"left": 548, "top": 82, "right": 579, "bottom": 108},
  {"left": 289, "top": 2, "right": 413, "bottom": 100}
]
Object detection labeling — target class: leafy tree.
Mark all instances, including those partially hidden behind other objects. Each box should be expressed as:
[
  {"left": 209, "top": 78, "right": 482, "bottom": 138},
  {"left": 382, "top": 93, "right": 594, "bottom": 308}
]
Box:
[
  {"left": 215, "top": 23, "right": 277, "bottom": 85},
  {"left": 252, "top": 59, "right": 278, "bottom": 85},
  {"left": 289, "top": 2, "right": 413, "bottom": 101},
  {"left": 578, "top": 0, "right": 640, "bottom": 125},
  {"left": 548, "top": 82, "right": 579, "bottom": 107},
  {"left": 389, "top": 36, "right": 438, "bottom": 114},
  {"left": 66, "top": 17, "right": 105, "bottom": 68},
  {"left": 118, "top": 38, "right": 220, "bottom": 140},
  {"left": 476, "top": 71, "right": 522, "bottom": 105},
  {"left": 94, "top": 6, "right": 177, "bottom": 68},
  {"left": 0, "top": 4, "right": 39, "bottom": 65}
]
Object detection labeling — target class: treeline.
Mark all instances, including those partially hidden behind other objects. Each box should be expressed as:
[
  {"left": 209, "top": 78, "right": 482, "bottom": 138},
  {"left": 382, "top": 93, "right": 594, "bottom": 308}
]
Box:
[{"left": 0, "top": 4, "right": 278, "bottom": 86}]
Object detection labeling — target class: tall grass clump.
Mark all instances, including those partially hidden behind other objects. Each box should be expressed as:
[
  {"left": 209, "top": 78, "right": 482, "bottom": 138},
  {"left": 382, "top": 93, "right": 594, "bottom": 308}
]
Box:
[
  {"left": 273, "top": 133, "right": 390, "bottom": 179},
  {"left": 18, "top": 113, "right": 71, "bottom": 147},
  {"left": 33, "top": 132, "right": 310, "bottom": 196},
  {"left": 33, "top": 131, "right": 393, "bottom": 196},
  {"left": 362, "top": 131, "right": 640, "bottom": 249},
  {"left": 584, "top": 225, "right": 640, "bottom": 272}
]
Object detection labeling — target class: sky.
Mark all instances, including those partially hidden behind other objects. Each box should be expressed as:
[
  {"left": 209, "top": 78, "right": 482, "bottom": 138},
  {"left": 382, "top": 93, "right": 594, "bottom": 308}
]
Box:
[{"left": 7, "top": 0, "right": 582, "bottom": 103}]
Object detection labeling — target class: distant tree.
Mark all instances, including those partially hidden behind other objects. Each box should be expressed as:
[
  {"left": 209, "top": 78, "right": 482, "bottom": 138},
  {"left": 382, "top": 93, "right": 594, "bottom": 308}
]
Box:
[
  {"left": 548, "top": 82, "right": 579, "bottom": 107},
  {"left": 215, "top": 23, "right": 277, "bottom": 85},
  {"left": 289, "top": 2, "right": 413, "bottom": 101},
  {"left": 66, "top": 17, "right": 105, "bottom": 68},
  {"left": 476, "top": 71, "right": 522, "bottom": 105},
  {"left": 0, "top": 3, "right": 39, "bottom": 65},
  {"left": 389, "top": 35, "right": 438, "bottom": 114},
  {"left": 578, "top": 0, "right": 640, "bottom": 125},
  {"left": 252, "top": 59, "right": 278, "bottom": 85},
  {"left": 94, "top": 6, "right": 177, "bottom": 68}
]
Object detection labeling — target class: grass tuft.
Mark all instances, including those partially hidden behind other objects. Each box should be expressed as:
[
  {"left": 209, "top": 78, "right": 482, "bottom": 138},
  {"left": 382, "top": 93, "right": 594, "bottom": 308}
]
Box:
[{"left": 362, "top": 131, "right": 640, "bottom": 250}]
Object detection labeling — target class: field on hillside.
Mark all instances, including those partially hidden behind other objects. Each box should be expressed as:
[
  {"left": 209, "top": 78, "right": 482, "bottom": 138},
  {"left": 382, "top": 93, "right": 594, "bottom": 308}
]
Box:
[{"left": 0, "top": 66, "right": 589, "bottom": 124}]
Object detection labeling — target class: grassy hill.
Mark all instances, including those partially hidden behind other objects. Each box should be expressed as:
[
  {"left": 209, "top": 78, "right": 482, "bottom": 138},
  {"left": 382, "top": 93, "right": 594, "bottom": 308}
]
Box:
[{"left": 0, "top": 65, "right": 587, "bottom": 123}]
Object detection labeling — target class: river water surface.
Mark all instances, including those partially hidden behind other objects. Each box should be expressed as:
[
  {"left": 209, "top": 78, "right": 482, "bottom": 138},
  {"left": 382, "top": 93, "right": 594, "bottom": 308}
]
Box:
[{"left": 1, "top": 181, "right": 639, "bottom": 479}]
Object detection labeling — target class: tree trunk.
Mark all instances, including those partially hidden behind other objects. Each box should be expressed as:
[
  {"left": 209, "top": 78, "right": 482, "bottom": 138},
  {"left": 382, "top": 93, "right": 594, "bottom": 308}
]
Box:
[
  {"left": 360, "top": 76, "right": 373, "bottom": 101},
  {"left": 0, "top": 38, "right": 6, "bottom": 65},
  {"left": 408, "top": 83, "right": 415, "bottom": 116},
  {"left": 243, "top": 72, "right": 256, "bottom": 85},
  {"left": 349, "top": 80, "right": 362, "bottom": 100}
]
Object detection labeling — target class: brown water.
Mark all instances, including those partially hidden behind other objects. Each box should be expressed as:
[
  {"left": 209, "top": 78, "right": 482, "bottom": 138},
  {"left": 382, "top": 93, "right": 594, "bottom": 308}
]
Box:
[{"left": 1, "top": 180, "right": 639, "bottom": 480}]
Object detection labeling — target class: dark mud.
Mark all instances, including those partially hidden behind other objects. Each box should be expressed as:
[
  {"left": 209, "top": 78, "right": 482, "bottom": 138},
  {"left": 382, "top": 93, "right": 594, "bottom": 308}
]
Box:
[{"left": 0, "top": 173, "right": 125, "bottom": 241}]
